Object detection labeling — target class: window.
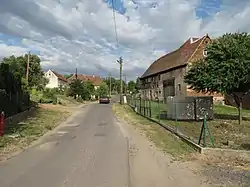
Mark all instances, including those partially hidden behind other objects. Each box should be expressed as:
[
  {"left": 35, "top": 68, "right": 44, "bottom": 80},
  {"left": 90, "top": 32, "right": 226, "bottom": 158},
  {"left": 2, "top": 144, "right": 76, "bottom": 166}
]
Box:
[
  {"left": 203, "top": 49, "right": 208, "bottom": 57},
  {"left": 178, "top": 84, "right": 181, "bottom": 92}
]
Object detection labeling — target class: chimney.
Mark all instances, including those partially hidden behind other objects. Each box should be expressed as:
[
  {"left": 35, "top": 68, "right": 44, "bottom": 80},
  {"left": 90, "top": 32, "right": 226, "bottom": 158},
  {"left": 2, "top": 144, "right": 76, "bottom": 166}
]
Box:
[{"left": 190, "top": 37, "right": 194, "bottom": 44}]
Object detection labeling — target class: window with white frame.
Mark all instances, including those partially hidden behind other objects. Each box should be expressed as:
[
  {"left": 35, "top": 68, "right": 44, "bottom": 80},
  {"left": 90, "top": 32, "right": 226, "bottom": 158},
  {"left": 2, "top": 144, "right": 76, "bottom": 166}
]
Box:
[{"left": 203, "top": 49, "right": 208, "bottom": 57}]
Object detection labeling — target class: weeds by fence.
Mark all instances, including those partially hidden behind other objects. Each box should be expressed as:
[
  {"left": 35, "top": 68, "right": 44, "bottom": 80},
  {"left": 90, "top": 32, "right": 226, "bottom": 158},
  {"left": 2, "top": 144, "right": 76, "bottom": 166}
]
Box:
[{"left": 127, "top": 95, "right": 250, "bottom": 150}]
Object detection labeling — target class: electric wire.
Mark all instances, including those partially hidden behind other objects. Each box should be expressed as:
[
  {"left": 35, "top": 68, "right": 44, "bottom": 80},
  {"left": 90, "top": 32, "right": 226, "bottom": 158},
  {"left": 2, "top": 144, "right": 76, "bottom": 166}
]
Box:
[{"left": 111, "top": 0, "right": 119, "bottom": 49}]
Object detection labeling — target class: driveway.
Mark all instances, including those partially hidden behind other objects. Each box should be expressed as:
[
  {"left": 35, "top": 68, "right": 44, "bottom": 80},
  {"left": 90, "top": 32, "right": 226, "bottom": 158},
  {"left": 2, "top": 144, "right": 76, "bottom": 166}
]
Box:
[{"left": 0, "top": 103, "right": 129, "bottom": 187}]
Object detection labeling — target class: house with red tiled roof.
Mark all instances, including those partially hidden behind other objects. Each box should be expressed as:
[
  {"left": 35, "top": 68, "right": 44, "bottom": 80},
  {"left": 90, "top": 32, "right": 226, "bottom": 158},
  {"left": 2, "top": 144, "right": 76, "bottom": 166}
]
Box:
[
  {"left": 67, "top": 74, "right": 102, "bottom": 90},
  {"left": 44, "top": 69, "right": 68, "bottom": 88},
  {"left": 140, "top": 34, "right": 222, "bottom": 102}
]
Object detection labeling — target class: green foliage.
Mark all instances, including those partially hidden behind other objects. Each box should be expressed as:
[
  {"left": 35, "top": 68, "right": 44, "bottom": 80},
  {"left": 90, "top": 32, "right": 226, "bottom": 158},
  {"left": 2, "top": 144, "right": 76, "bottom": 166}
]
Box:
[
  {"left": 68, "top": 79, "right": 83, "bottom": 98},
  {"left": 68, "top": 79, "right": 95, "bottom": 100},
  {"left": 128, "top": 80, "right": 136, "bottom": 93},
  {"left": 103, "top": 76, "right": 126, "bottom": 94},
  {"left": 30, "top": 88, "right": 58, "bottom": 104},
  {"left": 64, "top": 74, "right": 73, "bottom": 79},
  {"left": 96, "top": 82, "right": 109, "bottom": 97},
  {"left": 135, "top": 77, "right": 141, "bottom": 91},
  {"left": 81, "top": 81, "right": 95, "bottom": 100},
  {"left": 2, "top": 54, "right": 46, "bottom": 90},
  {"left": 184, "top": 32, "right": 250, "bottom": 124}
]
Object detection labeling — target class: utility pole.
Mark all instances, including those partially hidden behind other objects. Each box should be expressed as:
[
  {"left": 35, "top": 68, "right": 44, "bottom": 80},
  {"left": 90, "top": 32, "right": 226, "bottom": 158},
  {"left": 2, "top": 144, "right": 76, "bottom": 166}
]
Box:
[
  {"left": 117, "top": 56, "right": 123, "bottom": 104},
  {"left": 124, "top": 74, "right": 127, "bottom": 96},
  {"left": 26, "top": 51, "right": 30, "bottom": 83},
  {"left": 109, "top": 72, "right": 112, "bottom": 98},
  {"left": 75, "top": 68, "right": 78, "bottom": 80}
]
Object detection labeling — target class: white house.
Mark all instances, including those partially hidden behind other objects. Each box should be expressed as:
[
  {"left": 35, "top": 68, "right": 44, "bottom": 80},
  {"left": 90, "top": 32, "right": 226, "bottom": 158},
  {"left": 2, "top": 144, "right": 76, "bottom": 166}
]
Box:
[{"left": 44, "top": 69, "right": 68, "bottom": 88}]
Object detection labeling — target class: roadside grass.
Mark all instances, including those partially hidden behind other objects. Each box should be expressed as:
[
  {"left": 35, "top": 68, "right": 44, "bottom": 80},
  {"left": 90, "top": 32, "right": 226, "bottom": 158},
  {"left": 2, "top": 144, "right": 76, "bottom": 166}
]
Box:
[
  {"left": 112, "top": 103, "right": 195, "bottom": 160},
  {"left": 57, "top": 95, "right": 97, "bottom": 106},
  {"left": 130, "top": 98, "right": 250, "bottom": 150},
  {"left": 57, "top": 95, "right": 81, "bottom": 106},
  {"left": 0, "top": 106, "right": 69, "bottom": 160},
  {"left": 158, "top": 105, "right": 250, "bottom": 150}
]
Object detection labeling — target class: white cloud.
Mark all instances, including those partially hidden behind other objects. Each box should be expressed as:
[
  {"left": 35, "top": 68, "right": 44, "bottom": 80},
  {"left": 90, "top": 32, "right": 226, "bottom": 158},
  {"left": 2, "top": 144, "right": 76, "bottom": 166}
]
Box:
[
  {"left": 0, "top": 0, "right": 249, "bottom": 80},
  {"left": 0, "top": 43, "right": 28, "bottom": 57}
]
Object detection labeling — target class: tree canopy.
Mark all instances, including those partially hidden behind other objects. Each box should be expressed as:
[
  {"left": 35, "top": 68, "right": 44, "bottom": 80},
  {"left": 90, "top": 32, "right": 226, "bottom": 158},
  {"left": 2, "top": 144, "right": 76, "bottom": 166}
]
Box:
[
  {"left": 128, "top": 80, "right": 136, "bottom": 93},
  {"left": 2, "top": 54, "right": 47, "bottom": 90},
  {"left": 184, "top": 32, "right": 250, "bottom": 124},
  {"left": 96, "top": 82, "right": 109, "bottom": 97},
  {"left": 103, "top": 76, "right": 126, "bottom": 94}
]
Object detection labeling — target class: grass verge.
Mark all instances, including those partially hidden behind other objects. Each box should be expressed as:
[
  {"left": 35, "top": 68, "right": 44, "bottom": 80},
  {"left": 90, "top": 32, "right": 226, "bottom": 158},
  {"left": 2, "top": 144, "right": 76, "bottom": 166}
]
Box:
[
  {"left": 0, "top": 106, "right": 70, "bottom": 160},
  {"left": 112, "top": 103, "right": 194, "bottom": 160},
  {"left": 130, "top": 98, "right": 250, "bottom": 150},
  {"left": 159, "top": 105, "right": 250, "bottom": 150}
]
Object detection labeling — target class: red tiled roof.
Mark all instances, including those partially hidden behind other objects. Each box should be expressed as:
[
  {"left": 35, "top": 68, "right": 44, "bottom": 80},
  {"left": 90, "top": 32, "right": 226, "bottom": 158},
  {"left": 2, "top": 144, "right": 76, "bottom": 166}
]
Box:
[
  {"left": 141, "top": 35, "right": 209, "bottom": 78},
  {"left": 51, "top": 70, "right": 68, "bottom": 82},
  {"left": 68, "top": 74, "right": 102, "bottom": 86}
]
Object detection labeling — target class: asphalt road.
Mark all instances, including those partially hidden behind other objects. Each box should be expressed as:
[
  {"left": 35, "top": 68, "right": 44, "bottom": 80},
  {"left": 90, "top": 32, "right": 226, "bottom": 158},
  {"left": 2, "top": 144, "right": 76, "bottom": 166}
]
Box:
[{"left": 0, "top": 103, "right": 129, "bottom": 187}]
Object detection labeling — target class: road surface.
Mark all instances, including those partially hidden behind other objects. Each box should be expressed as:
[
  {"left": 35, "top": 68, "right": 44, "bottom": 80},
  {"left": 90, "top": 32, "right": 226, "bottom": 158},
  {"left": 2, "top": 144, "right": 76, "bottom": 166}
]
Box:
[{"left": 0, "top": 103, "right": 129, "bottom": 187}]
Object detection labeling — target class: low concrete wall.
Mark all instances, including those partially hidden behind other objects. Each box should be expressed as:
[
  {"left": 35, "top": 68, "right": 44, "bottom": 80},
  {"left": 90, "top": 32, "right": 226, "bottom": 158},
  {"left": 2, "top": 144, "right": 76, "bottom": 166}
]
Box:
[{"left": 4, "top": 107, "right": 36, "bottom": 128}]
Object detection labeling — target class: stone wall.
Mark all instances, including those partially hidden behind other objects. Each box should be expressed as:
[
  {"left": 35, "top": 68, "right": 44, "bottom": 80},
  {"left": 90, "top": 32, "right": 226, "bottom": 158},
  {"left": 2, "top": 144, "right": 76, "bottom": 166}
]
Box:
[{"left": 167, "top": 96, "right": 213, "bottom": 121}]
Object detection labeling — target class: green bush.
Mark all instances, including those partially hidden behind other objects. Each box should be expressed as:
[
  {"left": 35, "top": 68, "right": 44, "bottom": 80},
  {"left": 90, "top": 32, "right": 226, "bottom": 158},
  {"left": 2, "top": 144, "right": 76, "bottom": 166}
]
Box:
[
  {"left": 76, "top": 97, "right": 83, "bottom": 103},
  {"left": 30, "top": 88, "right": 58, "bottom": 104}
]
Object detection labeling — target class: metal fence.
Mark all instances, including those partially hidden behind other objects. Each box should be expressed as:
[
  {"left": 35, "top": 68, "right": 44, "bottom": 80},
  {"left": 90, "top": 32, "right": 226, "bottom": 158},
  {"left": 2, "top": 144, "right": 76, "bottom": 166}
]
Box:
[
  {"left": 127, "top": 95, "right": 214, "bottom": 148},
  {"left": 0, "top": 90, "right": 31, "bottom": 118}
]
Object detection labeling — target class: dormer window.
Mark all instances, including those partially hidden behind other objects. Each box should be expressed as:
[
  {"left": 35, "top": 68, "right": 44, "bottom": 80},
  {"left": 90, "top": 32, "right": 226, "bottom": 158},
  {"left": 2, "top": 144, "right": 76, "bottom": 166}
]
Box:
[{"left": 203, "top": 49, "right": 208, "bottom": 57}]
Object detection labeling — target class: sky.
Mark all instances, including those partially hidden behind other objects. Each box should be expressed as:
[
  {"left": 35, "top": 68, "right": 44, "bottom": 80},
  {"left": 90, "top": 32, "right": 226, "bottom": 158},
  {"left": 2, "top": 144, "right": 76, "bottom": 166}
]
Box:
[{"left": 0, "top": 0, "right": 249, "bottom": 80}]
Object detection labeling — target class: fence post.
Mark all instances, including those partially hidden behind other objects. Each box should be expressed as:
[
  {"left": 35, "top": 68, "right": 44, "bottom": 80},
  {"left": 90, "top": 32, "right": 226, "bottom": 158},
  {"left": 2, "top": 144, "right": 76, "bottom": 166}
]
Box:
[
  {"left": 149, "top": 99, "right": 152, "bottom": 118},
  {"left": 203, "top": 111, "right": 207, "bottom": 147},
  {"left": 0, "top": 111, "right": 5, "bottom": 136},
  {"left": 143, "top": 99, "right": 146, "bottom": 116},
  {"left": 175, "top": 102, "right": 178, "bottom": 132},
  {"left": 139, "top": 97, "right": 142, "bottom": 114},
  {"left": 158, "top": 99, "right": 160, "bottom": 122}
]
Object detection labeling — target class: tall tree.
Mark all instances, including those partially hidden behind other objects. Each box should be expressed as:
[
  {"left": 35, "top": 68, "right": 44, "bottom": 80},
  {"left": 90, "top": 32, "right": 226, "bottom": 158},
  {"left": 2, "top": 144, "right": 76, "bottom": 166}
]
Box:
[
  {"left": 184, "top": 32, "right": 250, "bottom": 125},
  {"left": 68, "top": 79, "right": 83, "bottom": 99},
  {"left": 81, "top": 81, "right": 95, "bottom": 100},
  {"left": 2, "top": 54, "right": 46, "bottom": 89},
  {"left": 128, "top": 80, "right": 136, "bottom": 93},
  {"left": 135, "top": 77, "right": 141, "bottom": 92},
  {"left": 96, "top": 82, "right": 109, "bottom": 97}
]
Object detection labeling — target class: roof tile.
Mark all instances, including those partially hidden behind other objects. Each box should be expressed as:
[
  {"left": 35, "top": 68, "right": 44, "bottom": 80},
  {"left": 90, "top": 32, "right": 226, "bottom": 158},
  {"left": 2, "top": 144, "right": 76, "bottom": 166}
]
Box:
[
  {"left": 141, "top": 35, "right": 208, "bottom": 78},
  {"left": 51, "top": 70, "right": 68, "bottom": 82},
  {"left": 68, "top": 74, "right": 102, "bottom": 86}
]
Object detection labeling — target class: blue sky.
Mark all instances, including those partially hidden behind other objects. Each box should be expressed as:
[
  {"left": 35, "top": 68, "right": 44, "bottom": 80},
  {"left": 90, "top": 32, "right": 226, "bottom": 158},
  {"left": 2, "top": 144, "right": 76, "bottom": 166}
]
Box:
[
  {"left": 0, "top": 0, "right": 249, "bottom": 79},
  {"left": 196, "top": 0, "right": 222, "bottom": 18}
]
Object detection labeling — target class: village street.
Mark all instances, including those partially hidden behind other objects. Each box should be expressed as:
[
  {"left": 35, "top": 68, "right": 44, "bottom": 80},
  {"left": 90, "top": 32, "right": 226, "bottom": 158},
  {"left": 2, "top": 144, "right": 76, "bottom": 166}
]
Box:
[{"left": 0, "top": 100, "right": 210, "bottom": 187}]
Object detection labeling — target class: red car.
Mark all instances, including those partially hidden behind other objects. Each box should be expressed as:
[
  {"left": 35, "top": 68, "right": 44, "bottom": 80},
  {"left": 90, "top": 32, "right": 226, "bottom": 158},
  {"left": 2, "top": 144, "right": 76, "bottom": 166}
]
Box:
[{"left": 99, "top": 96, "right": 110, "bottom": 104}]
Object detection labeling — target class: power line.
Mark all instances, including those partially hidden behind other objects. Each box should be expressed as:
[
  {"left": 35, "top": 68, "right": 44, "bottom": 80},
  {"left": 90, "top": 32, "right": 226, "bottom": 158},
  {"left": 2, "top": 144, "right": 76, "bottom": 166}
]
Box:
[{"left": 111, "top": 0, "right": 119, "bottom": 48}]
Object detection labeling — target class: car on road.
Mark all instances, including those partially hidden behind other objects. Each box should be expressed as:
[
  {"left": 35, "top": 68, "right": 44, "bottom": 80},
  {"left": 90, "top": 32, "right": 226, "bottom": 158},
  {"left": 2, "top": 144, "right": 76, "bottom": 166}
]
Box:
[{"left": 99, "top": 96, "right": 110, "bottom": 104}]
